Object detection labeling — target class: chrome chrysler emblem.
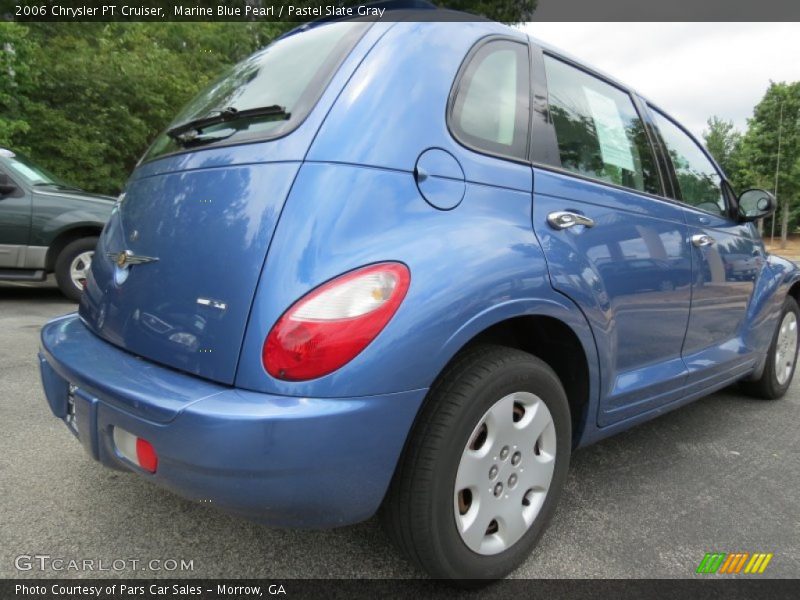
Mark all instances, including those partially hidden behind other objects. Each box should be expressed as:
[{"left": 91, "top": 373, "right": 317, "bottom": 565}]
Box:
[{"left": 106, "top": 249, "right": 158, "bottom": 268}]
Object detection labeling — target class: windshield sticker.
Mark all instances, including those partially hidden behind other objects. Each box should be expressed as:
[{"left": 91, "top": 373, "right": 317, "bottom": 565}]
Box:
[{"left": 583, "top": 86, "right": 635, "bottom": 173}]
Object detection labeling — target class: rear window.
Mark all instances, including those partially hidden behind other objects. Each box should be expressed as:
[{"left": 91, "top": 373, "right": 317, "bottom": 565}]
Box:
[{"left": 144, "top": 21, "right": 369, "bottom": 162}]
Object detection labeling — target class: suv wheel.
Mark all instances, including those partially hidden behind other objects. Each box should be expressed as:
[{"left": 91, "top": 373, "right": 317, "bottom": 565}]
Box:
[
  {"left": 54, "top": 237, "right": 98, "bottom": 302},
  {"left": 741, "top": 295, "right": 800, "bottom": 399},
  {"left": 381, "top": 345, "right": 571, "bottom": 582}
]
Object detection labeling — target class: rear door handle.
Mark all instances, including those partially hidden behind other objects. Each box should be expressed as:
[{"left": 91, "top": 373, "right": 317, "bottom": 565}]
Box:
[
  {"left": 691, "top": 234, "right": 716, "bottom": 247},
  {"left": 547, "top": 211, "right": 595, "bottom": 230}
]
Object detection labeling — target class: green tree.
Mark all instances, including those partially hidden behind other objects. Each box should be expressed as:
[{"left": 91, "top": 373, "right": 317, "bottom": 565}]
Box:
[
  {"left": 0, "top": 22, "right": 33, "bottom": 145},
  {"left": 703, "top": 116, "right": 741, "bottom": 180},
  {"left": 737, "top": 82, "right": 800, "bottom": 247},
  {"left": 439, "top": 0, "right": 537, "bottom": 22},
  {"left": 1, "top": 22, "right": 287, "bottom": 192},
  {"left": 1, "top": 1, "right": 540, "bottom": 194}
]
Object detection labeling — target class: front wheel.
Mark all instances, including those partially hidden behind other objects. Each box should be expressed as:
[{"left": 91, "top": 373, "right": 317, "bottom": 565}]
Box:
[
  {"left": 54, "top": 237, "right": 98, "bottom": 302},
  {"left": 741, "top": 295, "right": 800, "bottom": 399},
  {"left": 381, "top": 345, "right": 571, "bottom": 581}
]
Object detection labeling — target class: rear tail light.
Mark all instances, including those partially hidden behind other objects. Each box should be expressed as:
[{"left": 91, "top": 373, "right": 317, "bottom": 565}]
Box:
[
  {"left": 112, "top": 427, "right": 158, "bottom": 473},
  {"left": 263, "top": 262, "right": 410, "bottom": 381}
]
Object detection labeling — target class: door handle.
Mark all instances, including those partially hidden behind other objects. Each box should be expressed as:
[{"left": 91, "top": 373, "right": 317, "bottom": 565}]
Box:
[
  {"left": 691, "top": 234, "right": 716, "bottom": 247},
  {"left": 547, "top": 211, "right": 595, "bottom": 230}
]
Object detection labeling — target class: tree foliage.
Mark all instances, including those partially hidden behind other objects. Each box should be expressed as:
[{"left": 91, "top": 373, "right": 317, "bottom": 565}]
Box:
[
  {"left": 0, "top": 1, "right": 538, "bottom": 193},
  {"left": 0, "top": 22, "right": 33, "bottom": 142},
  {"left": 441, "top": 0, "right": 537, "bottom": 22},
  {"left": 704, "top": 83, "right": 799, "bottom": 240},
  {"left": 738, "top": 82, "right": 800, "bottom": 202},
  {"left": 0, "top": 21, "right": 289, "bottom": 192},
  {"left": 703, "top": 116, "right": 741, "bottom": 179}
]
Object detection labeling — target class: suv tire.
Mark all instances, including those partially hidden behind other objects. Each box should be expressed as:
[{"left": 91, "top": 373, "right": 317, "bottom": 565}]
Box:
[{"left": 54, "top": 237, "right": 98, "bottom": 302}]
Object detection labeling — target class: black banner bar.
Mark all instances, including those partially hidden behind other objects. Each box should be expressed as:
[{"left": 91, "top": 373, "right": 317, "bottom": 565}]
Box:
[
  {"left": 2, "top": 0, "right": 800, "bottom": 22},
  {"left": 3, "top": 579, "right": 800, "bottom": 600}
]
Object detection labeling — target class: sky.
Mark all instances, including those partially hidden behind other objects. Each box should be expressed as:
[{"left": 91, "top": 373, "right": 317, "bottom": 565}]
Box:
[{"left": 519, "top": 23, "right": 800, "bottom": 140}]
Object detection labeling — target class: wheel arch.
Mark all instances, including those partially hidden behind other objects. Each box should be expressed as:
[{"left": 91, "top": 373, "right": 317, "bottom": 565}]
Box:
[
  {"left": 788, "top": 280, "right": 800, "bottom": 306},
  {"left": 430, "top": 299, "right": 600, "bottom": 449},
  {"left": 45, "top": 226, "right": 103, "bottom": 272}
]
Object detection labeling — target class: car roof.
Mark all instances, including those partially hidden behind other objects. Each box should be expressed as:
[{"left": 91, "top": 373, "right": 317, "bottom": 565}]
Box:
[{"left": 0, "top": 148, "right": 14, "bottom": 158}]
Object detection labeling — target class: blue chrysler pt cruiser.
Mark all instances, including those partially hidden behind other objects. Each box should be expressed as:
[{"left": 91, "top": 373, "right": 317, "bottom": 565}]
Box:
[{"left": 38, "top": 11, "right": 799, "bottom": 581}]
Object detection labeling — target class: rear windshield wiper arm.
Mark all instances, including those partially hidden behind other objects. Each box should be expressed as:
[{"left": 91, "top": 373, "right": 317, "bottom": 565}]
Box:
[{"left": 166, "top": 105, "right": 291, "bottom": 143}]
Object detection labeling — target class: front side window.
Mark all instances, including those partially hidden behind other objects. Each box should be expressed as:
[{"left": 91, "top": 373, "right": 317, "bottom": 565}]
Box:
[
  {"left": 1, "top": 151, "right": 68, "bottom": 188},
  {"left": 651, "top": 109, "right": 725, "bottom": 216},
  {"left": 450, "top": 40, "right": 530, "bottom": 160},
  {"left": 144, "top": 21, "right": 369, "bottom": 162},
  {"left": 543, "top": 56, "right": 660, "bottom": 195}
]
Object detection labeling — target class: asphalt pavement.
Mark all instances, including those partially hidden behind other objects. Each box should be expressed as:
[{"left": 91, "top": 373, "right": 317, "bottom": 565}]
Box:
[{"left": 1, "top": 279, "right": 798, "bottom": 579}]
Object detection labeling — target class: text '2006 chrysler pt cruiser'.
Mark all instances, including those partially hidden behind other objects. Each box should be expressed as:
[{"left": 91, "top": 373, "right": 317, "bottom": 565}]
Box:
[{"left": 38, "top": 10, "right": 799, "bottom": 581}]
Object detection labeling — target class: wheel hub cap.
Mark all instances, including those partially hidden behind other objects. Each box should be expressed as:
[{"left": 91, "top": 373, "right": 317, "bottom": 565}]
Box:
[
  {"left": 775, "top": 311, "right": 798, "bottom": 386},
  {"left": 453, "top": 391, "right": 556, "bottom": 555},
  {"left": 69, "top": 251, "right": 94, "bottom": 290}
]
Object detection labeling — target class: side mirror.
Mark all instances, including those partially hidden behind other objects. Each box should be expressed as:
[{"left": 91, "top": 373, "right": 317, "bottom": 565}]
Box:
[
  {"left": 738, "top": 188, "right": 777, "bottom": 222},
  {"left": 0, "top": 174, "right": 18, "bottom": 198}
]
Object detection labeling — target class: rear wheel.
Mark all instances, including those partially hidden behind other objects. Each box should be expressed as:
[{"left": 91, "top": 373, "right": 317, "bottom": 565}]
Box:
[
  {"left": 741, "top": 295, "right": 800, "bottom": 399},
  {"left": 381, "top": 345, "right": 571, "bottom": 581},
  {"left": 54, "top": 237, "right": 98, "bottom": 302}
]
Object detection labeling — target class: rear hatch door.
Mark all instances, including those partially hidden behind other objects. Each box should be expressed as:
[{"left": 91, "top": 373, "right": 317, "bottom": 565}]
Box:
[{"left": 80, "top": 162, "right": 299, "bottom": 384}]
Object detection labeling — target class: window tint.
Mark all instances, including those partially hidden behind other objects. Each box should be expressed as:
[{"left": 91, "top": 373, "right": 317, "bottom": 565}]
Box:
[
  {"left": 543, "top": 56, "right": 660, "bottom": 195},
  {"left": 450, "top": 40, "right": 529, "bottom": 160},
  {"left": 651, "top": 109, "right": 725, "bottom": 216},
  {"left": 144, "top": 22, "right": 369, "bottom": 162}
]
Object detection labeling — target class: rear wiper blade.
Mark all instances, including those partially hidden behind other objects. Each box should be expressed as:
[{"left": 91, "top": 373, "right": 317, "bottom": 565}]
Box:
[{"left": 166, "top": 105, "right": 290, "bottom": 144}]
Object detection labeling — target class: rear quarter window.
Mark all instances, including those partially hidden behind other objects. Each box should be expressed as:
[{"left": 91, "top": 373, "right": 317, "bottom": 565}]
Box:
[{"left": 449, "top": 39, "right": 530, "bottom": 161}]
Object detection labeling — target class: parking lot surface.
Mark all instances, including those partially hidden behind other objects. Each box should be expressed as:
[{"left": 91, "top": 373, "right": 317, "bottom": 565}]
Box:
[{"left": 1, "top": 279, "right": 798, "bottom": 579}]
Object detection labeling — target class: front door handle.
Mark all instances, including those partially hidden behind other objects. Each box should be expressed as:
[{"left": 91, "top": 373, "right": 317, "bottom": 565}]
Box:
[
  {"left": 691, "top": 234, "right": 716, "bottom": 247},
  {"left": 547, "top": 211, "right": 595, "bottom": 230}
]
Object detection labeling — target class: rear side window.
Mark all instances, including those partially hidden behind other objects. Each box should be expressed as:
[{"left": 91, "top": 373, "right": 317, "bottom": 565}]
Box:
[
  {"left": 651, "top": 109, "right": 725, "bottom": 216},
  {"left": 449, "top": 40, "right": 530, "bottom": 161},
  {"left": 543, "top": 56, "right": 660, "bottom": 195}
]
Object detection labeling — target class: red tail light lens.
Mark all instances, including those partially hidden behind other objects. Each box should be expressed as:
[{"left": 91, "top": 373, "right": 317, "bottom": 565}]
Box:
[
  {"left": 112, "top": 427, "right": 158, "bottom": 473},
  {"left": 135, "top": 438, "right": 158, "bottom": 473},
  {"left": 263, "top": 262, "right": 410, "bottom": 381}
]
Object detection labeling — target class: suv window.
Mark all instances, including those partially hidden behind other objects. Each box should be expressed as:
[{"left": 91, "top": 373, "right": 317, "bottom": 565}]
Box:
[
  {"left": 1, "top": 151, "right": 66, "bottom": 188},
  {"left": 651, "top": 108, "right": 725, "bottom": 216},
  {"left": 450, "top": 40, "right": 530, "bottom": 161},
  {"left": 543, "top": 56, "right": 660, "bottom": 195}
]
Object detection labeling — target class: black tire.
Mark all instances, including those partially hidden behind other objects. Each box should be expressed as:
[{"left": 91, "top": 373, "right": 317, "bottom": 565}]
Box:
[
  {"left": 740, "top": 295, "right": 800, "bottom": 400},
  {"left": 54, "top": 237, "right": 98, "bottom": 302},
  {"left": 380, "top": 345, "right": 572, "bottom": 582}
]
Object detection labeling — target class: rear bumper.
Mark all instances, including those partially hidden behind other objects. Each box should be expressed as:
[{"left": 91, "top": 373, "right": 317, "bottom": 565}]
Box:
[{"left": 39, "top": 314, "right": 426, "bottom": 528}]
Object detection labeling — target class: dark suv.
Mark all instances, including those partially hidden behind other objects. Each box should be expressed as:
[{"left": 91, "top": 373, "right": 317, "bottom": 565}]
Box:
[{"left": 0, "top": 148, "right": 114, "bottom": 300}]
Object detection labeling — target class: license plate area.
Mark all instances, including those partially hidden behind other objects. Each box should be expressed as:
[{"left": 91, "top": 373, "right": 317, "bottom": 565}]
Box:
[
  {"left": 65, "top": 385, "right": 79, "bottom": 437},
  {"left": 65, "top": 384, "right": 99, "bottom": 459}
]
